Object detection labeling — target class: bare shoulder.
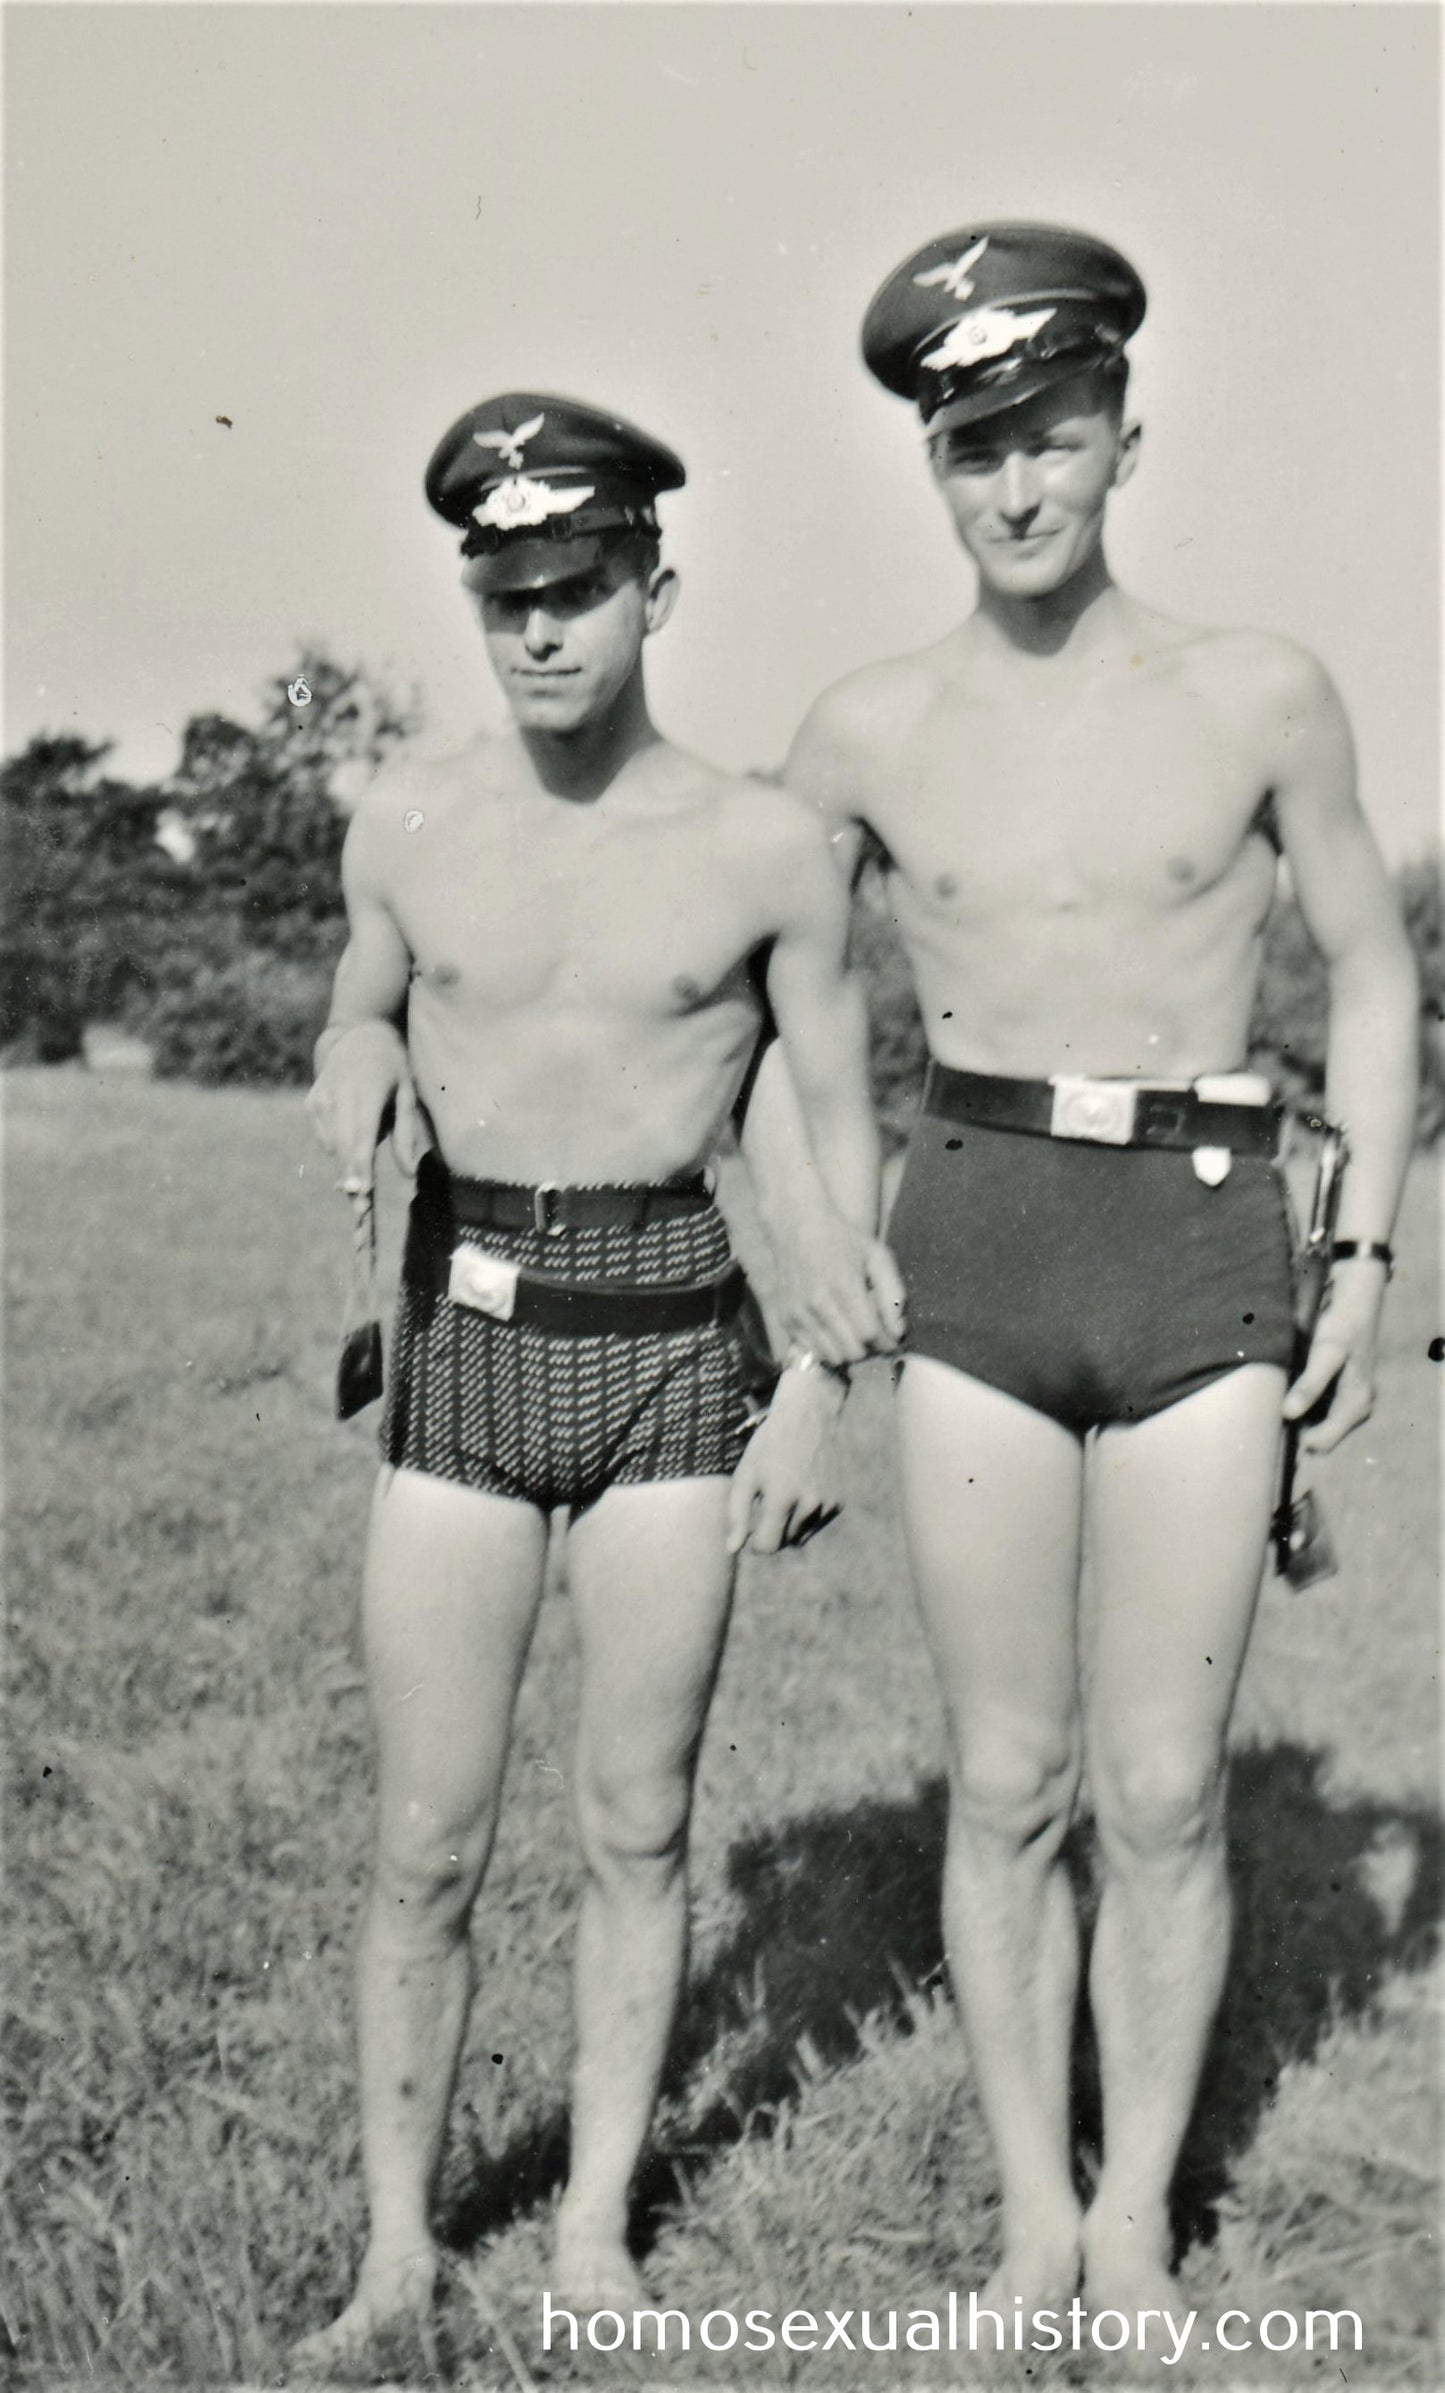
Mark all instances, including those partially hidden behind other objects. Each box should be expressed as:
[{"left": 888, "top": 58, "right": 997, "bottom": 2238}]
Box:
[
  {"left": 1155, "top": 615, "right": 1342, "bottom": 726},
  {"left": 785, "top": 649, "right": 946, "bottom": 834},
  {"left": 798, "top": 648, "right": 944, "bottom": 763},
  {"left": 344, "top": 734, "right": 504, "bottom": 865},
  {"left": 715, "top": 770, "right": 837, "bottom": 874},
  {"left": 643, "top": 742, "right": 822, "bottom": 856}
]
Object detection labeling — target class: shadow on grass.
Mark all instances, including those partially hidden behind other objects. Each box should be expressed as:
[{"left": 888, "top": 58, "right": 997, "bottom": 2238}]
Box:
[
  {"left": 1172, "top": 1740, "right": 1444, "bottom": 2248},
  {"left": 440, "top": 1741, "right": 1441, "bottom": 2268}
]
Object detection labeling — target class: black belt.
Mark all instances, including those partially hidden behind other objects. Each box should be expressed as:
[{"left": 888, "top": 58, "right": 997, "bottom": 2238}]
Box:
[
  {"left": 416, "top": 1153, "right": 745, "bottom": 1337},
  {"left": 924, "top": 1064, "right": 1282, "bottom": 1157},
  {"left": 476, "top": 1262, "right": 748, "bottom": 1339},
  {"left": 418, "top": 1149, "right": 713, "bottom": 1235}
]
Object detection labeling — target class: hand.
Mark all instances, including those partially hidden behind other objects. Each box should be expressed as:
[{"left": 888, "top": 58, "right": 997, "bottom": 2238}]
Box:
[
  {"left": 1282, "top": 1258, "right": 1388, "bottom": 1453},
  {"left": 772, "top": 1205, "right": 907, "bottom": 1368},
  {"left": 725, "top": 1364, "right": 848, "bottom": 1556},
  {"left": 306, "top": 1021, "right": 430, "bottom": 1195}
]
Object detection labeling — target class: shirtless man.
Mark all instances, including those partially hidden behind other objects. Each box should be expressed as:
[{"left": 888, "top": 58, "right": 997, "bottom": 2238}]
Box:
[
  {"left": 296, "top": 393, "right": 897, "bottom": 2372},
  {"left": 760, "top": 224, "right": 1418, "bottom": 2317}
]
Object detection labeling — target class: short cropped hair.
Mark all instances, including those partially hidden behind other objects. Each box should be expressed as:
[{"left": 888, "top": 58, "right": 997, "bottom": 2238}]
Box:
[
  {"left": 606, "top": 524, "right": 663, "bottom": 583},
  {"left": 1086, "top": 353, "right": 1131, "bottom": 419}
]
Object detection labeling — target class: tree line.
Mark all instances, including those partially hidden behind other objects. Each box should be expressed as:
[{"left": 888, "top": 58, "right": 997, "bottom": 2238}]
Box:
[
  {"left": 3, "top": 652, "right": 1440, "bottom": 1143},
  {"left": 2, "top": 653, "right": 414, "bottom": 1084}
]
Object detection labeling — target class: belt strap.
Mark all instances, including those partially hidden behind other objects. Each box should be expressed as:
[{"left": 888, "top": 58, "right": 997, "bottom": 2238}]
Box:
[
  {"left": 499, "top": 1262, "right": 747, "bottom": 1339},
  {"left": 418, "top": 1149, "right": 712, "bottom": 1233},
  {"left": 924, "top": 1064, "right": 1282, "bottom": 1156}
]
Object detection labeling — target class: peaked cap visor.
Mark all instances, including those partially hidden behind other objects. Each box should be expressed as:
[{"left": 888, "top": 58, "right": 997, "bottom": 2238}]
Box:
[
  {"left": 924, "top": 357, "right": 1116, "bottom": 438},
  {"left": 466, "top": 530, "right": 614, "bottom": 595}
]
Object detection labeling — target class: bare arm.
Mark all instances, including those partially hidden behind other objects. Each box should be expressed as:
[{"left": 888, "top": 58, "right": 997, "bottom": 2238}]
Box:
[
  {"left": 734, "top": 729, "right": 904, "bottom": 1360},
  {"left": 784, "top": 688, "right": 874, "bottom": 892},
  {"left": 763, "top": 807, "right": 878, "bottom": 1233},
  {"left": 1270, "top": 649, "right": 1419, "bottom": 1448},
  {"left": 306, "top": 801, "right": 429, "bottom": 1189},
  {"left": 724, "top": 793, "right": 889, "bottom": 1556}
]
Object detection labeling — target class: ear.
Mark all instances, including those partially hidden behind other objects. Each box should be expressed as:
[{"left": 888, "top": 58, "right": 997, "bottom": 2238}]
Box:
[
  {"left": 644, "top": 563, "right": 679, "bottom": 635},
  {"left": 1112, "top": 417, "right": 1142, "bottom": 490}
]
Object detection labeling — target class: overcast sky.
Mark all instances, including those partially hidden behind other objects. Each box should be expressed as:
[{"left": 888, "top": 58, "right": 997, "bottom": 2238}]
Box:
[{"left": 5, "top": 2, "right": 1439, "bottom": 855}]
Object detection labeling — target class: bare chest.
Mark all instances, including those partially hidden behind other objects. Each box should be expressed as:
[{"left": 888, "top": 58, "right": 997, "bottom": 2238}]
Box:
[
  {"left": 878, "top": 677, "right": 1271, "bottom": 919},
  {"left": 395, "top": 806, "right": 761, "bottom": 1019}
]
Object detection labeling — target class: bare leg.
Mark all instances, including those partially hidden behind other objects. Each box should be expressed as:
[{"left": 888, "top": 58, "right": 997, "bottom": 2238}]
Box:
[
  {"left": 896, "top": 1358, "right": 1087, "bottom": 2307},
  {"left": 292, "top": 1466, "right": 549, "bottom": 2375},
  {"left": 1081, "top": 1364, "right": 1285, "bottom": 2310},
  {"left": 551, "top": 1477, "right": 736, "bottom": 2306}
]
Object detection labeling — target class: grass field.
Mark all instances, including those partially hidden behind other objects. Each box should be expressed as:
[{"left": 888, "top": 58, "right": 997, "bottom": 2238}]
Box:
[{"left": 4, "top": 1067, "right": 1440, "bottom": 2390}]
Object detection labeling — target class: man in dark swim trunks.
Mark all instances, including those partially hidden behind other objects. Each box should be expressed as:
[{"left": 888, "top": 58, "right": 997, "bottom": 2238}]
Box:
[
  {"left": 298, "top": 393, "right": 901, "bottom": 2373},
  {"left": 754, "top": 224, "right": 1417, "bottom": 2319}
]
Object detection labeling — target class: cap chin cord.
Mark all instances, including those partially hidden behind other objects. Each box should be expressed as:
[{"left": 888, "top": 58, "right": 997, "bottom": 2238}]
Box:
[{"left": 460, "top": 502, "right": 659, "bottom": 560}]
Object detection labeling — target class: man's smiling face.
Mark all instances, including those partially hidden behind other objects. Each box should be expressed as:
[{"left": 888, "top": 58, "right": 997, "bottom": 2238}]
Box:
[{"left": 928, "top": 374, "right": 1139, "bottom": 600}]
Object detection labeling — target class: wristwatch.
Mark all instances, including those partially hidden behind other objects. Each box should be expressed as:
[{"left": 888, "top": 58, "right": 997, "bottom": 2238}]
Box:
[{"left": 1331, "top": 1239, "right": 1394, "bottom": 1277}]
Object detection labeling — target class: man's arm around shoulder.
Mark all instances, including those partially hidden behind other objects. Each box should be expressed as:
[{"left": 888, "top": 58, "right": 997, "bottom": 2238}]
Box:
[{"left": 781, "top": 655, "right": 929, "bottom": 878}]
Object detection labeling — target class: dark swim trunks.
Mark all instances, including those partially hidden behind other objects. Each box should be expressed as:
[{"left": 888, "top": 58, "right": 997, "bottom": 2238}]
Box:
[
  {"left": 889, "top": 1081, "right": 1296, "bottom": 1434},
  {"left": 381, "top": 1158, "right": 763, "bottom": 1510}
]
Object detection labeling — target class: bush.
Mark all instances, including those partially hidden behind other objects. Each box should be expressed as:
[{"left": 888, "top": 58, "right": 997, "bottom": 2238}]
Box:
[
  {"left": 1396, "top": 856, "right": 1444, "bottom": 1144},
  {"left": 144, "top": 949, "right": 339, "bottom": 1087},
  {"left": 2, "top": 653, "right": 416, "bottom": 1081},
  {"left": 1, "top": 738, "right": 184, "bottom": 1060},
  {"left": 851, "top": 871, "right": 928, "bottom": 1149}
]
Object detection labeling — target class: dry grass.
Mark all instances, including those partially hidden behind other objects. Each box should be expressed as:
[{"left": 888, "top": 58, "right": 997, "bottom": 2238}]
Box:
[{"left": 3, "top": 1067, "right": 1439, "bottom": 2387}]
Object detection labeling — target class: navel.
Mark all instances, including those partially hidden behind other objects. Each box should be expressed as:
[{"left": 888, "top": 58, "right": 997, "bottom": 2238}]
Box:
[
  {"left": 934, "top": 872, "right": 959, "bottom": 901},
  {"left": 431, "top": 961, "right": 461, "bottom": 990},
  {"left": 1166, "top": 856, "right": 1197, "bottom": 886}
]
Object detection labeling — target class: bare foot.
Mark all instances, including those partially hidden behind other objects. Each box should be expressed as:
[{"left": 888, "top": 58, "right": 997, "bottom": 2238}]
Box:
[
  {"left": 1081, "top": 2206, "right": 1180, "bottom": 2338},
  {"left": 288, "top": 2248, "right": 438, "bottom": 2383},
  {"left": 549, "top": 2214, "right": 645, "bottom": 2315},
  {"left": 976, "top": 2215, "right": 1083, "bottom": 2318}
]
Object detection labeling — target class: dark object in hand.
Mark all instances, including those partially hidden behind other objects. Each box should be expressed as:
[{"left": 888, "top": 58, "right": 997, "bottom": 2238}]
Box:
[
  {"left": 1272, "top": 1121, "right": 1348, "bottom": 1588},
  {"left": 337, "top": 1320, "right": 384, "bottom": 1420},
  {"left": 1275, "top": 1486, "right": 1339, "bottom": 1592},
  {"left": 336, "top": 1185, "right": 383, "bottom": 1418}
]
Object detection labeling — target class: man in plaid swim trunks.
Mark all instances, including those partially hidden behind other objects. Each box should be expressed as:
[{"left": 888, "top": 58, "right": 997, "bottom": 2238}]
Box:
[{"left": 299, "top": 393, "right": 901, "bottom": 2372}]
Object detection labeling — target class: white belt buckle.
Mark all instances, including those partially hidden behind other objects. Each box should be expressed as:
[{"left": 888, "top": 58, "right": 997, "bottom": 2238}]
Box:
[
  {"left": 448, "top": 1244, "right": 521, "bottom": 1321},
  {"left": 1049, "top": 1075, "right": 1138, "bottom": 1145}
]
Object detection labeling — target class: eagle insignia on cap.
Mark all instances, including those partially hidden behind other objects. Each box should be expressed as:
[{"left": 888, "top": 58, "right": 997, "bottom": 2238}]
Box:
[
  {"left": 923, "top": 303, "right": 1056, "bottom": 373},
  {"left": 913, "top": 238, "right": 989, "bottom": 302},
  {"left": 471, "top": 475, "right": 596, "bottom": 531},
  {"left": 471, "top": 413, "right": 546, "bottom": 472}
]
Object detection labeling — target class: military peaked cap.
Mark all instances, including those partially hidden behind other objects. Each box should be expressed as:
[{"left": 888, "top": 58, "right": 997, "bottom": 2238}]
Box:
[
  {"left": 426, "top": 392, "right": 686, "bottom": 588},
  {"left": 861, "top": 222, "right": 1146, "bottom": 433}
]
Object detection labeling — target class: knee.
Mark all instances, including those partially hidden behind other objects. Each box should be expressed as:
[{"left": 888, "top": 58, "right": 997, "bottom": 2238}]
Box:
[
  {"left": 373, "top": 1801, "right": 492, "bottom": 1934},
  {"left": 951, "top": 1722, "right": 1080, "bottom": 1854},
  {"left": 1092, "top": 1745, "right": 1223, "bottom": 1863},
  {"left": 574, "top": 1763, "right": 690, "bottom": 1889}
]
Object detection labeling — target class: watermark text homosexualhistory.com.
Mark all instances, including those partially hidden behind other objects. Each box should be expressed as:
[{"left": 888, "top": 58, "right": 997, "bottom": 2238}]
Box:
[{"left": 542, "top": 2290, "right": 1364, "bottom": 2366}]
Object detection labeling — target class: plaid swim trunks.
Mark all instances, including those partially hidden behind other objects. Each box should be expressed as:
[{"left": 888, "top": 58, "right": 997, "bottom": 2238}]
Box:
[{"left": 380, "top": 1159, "right": 765, "bottom": 1510}]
